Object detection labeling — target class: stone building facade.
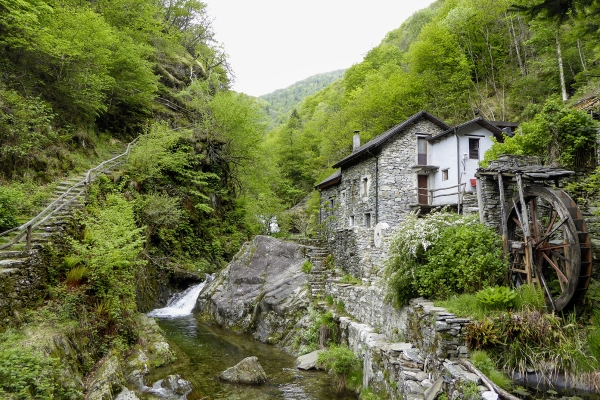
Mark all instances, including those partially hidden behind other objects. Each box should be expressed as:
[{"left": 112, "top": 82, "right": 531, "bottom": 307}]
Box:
[{"left": 316, "top": 111, "right": 507, "bottom": 278}]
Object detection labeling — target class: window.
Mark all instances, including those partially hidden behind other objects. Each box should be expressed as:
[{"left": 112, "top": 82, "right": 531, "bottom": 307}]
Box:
[
  {"left": 442, "top": 169, "right": 449, "bottom": 181},
  {"left": 362, "top": 177, "right": 368, "bottom": 196},
  {"left": 329, "top": 198, "right": 334, "bottom": 211},
  {"left": 364, "top": 213, "right": 371, "bottom": 228},
  {"left": 469, "top": 138, "right": 480, "bottom": 160},
  {"left": 417, "top": 137, "right": 427, "bottom": 165},
  {"left": 349, "top": 215, "right": 355, "bottom": 227}
]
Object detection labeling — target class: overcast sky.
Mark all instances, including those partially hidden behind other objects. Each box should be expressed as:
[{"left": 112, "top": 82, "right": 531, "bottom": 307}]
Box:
[{"left": 205, "top": 0, "right": 436, "bottom": 97}]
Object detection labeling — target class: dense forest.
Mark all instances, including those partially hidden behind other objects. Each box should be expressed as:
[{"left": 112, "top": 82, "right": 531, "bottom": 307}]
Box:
[{"left": 259, "top": 69, "right": 345, "bottom": 128}]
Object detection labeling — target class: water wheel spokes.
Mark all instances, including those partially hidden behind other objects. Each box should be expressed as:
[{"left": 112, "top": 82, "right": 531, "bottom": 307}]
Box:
[{"left": 505, "top": 185, "right": 589, "bottom": 311}]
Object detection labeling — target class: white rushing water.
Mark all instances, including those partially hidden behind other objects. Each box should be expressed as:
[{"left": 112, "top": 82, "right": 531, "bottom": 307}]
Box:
[{"left": 147, "top": 277, "right": 211, "bottom": 318}]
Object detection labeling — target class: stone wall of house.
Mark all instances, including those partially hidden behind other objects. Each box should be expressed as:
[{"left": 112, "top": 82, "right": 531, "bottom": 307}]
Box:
[
  {"left": 377, "top": 120, "right": 442, "bottom": 226},
  {"left": 320, "top": 119, "right": 445, "bottom": 279}
]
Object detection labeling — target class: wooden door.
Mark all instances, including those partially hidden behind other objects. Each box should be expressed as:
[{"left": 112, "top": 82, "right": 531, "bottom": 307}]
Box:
[{"left": 418, "top": 175, "right": 429, "bottom": 205}]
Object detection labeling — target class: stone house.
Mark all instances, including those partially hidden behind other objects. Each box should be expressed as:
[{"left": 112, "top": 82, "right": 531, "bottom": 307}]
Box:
[{"left": 315, "top": 110, "right": 509, "bottom": 278}]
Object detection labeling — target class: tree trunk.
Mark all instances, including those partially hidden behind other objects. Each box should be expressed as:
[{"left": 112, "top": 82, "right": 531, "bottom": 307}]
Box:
[
  {"left": 508, "top": 14, "right": 526, "bottom": 76},
  {"left": 577, "top": 38, "right": 587, "bottom": 71},
  {"left": 556, "top": 31, "right": 568, "bottom": 102}
]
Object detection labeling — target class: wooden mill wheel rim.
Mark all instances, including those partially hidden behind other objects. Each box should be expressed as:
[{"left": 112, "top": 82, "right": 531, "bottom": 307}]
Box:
[{"left": 506, "top": 185, "right": 583, "bottom": 311}]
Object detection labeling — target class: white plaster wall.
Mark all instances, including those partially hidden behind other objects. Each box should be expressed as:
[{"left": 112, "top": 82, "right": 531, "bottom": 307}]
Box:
[
  {"left": 430, "top": 135, "right": 459, "bottom": 205},
  {"left": 430, "top": 124, "right": 496, "bottom": 206}
]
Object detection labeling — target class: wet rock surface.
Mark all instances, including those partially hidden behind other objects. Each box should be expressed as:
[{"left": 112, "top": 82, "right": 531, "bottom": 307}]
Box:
[
  {"left": 196, "top": 235, "right": 311, "bottom": 347},
  {"left": 220, "top": 356, "right": 268, "bottom": 385}
]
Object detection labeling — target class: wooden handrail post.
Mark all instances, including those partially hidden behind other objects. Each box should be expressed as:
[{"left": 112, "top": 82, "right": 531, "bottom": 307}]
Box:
[{"left": 26, "top": 224, "right": 32, "bottom": 251}]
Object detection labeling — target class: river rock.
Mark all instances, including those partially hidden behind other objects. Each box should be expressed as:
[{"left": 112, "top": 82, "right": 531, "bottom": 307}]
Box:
[
  {"left": 220, "top": 356, "right": 268, "bottom": 385},
  {"left": 114, "top": 387, "right": 140, "bottom": 400},
  {"left": 196, "top": 235, "right": 310, "bottom": 346},
  {"left": 296, "top": 350, "right": 322, "bottom": 370},
  {"left": 84, "top": 354, "right": 125, "bottom": 400},
  {"left": 161, "top": 374, "right": 193, "bottom": 396}
]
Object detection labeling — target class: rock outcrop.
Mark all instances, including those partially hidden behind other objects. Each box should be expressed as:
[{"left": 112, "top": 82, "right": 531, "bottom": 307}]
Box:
[
  {"left": 196, "top": 235, "right": 311, "bottom": 346},
  {"left": 219, "top": 356, "right": 268, "bottom": 385}
]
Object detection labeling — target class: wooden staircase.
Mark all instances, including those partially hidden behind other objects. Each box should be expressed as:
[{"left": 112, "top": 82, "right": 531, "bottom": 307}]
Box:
[{"left": 0, "top": 140, "right": 140, "bottom": 273}]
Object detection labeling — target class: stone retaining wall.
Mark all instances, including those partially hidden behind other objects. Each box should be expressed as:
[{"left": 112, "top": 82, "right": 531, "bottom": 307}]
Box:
[
  {"left": 332, "top": 293, "right": 480, "bottom": 399},
  {"left": 0, "top": 251, "right": 48, "bottom": 323}
]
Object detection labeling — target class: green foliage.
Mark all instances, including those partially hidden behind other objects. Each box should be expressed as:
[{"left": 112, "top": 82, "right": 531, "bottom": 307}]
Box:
[
  {"left": 322, "top": 254, "right": 334, "bottom": 270},
  {"left": 68, "top": 191, "right": 144, "bottom": 346},
  {"left": 482, "top": 97, "right": 599, "bottom": 168},
  {"left": 470, "top": 350, "right": 512, "bottom": 390},
  {"left": 0, "top": 332, "right": 76, "bottom": 399},
  {"left": 340, "top": 274, "right": 362, "bottom": 285},
  {"left": 387, "top": 211, "right": 508, "bottom": 306},
  {"left": 439, "top": 284, "right": 547, "bottom": 320},
  {"left": 459, "top": 380, "right": 480, "bottom": 400},
  {"left": 0, "top": 186, "right": 18, "bottom": 231},
  {"left": 317, "top": 344, "right": 362, "bottom": 393},
  {"left": 302, "top": 261, "right": 313, "bottom": 274},
  {"left": 317, "top": 345, "right": 362, "bottom": 392},
  {"left": 476, "top": 286, "right": 517, "bottom": 310},
  {"left": 514, "top": 284, "right": 546, "bottom": 311},
  {"left": 297, "top": 308, "right": 336, "bottom": 355},
  {"left": 466, "top": 310, "right": 600, "bottom": 378},
  {"left": 260, "top": 70, "right": 345, "bottom": 128}
]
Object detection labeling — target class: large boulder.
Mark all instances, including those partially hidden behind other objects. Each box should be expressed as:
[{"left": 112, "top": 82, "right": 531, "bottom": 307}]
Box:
[
  {"left": 196, "top": 235, "right": 311, "bottom": 346},
  {"left": 219, "top": 356, "right": 268, "bottom": 385}
]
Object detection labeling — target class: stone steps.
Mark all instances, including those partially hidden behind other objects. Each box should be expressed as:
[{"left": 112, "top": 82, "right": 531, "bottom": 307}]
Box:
[{"left": 306, "top": 246, "right": 330, "bottom": 299}]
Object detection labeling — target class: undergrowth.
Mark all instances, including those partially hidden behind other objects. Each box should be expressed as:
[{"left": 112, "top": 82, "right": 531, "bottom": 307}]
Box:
[
  {"left": 466, "top": 310, "right": 600, "bottom": 387},
  {"left": 296, "top": 307, "right": 337, "bottom": 355},
  {"left": 317, "top": 344, "right": 362, "bottom": 393}
]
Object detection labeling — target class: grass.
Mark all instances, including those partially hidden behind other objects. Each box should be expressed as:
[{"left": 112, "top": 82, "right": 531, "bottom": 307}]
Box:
[
  {"left": 340, "top": 274, "right": 362, "bottom": 285},
  {"left": 470, "top": 350, "right": 511, "bottom": 389},
  {"left": 436, "top": 284, "right": 546, "bottom": 320}
]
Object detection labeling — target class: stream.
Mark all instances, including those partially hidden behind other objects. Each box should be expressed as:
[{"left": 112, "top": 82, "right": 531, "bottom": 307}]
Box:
[{"left": 146, "top": 282, "right": 356, "bottom": 400}]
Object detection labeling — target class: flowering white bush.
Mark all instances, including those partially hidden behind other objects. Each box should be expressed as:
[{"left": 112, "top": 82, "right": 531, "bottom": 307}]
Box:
[
  {"left": 389, "top": 210, "right": 478, "bottom": 258},
  {"left": 386, "top": 210, "right": 506, "bottom": 306}
]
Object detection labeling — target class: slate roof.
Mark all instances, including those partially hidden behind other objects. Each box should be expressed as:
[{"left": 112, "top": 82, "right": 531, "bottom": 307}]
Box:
[
  {"left": 428, "top": 117, "right": 505, "bottom": 142},
  {"left": 315, "top": 169, "right": 341, "bottom": 190},
  {"left": 331, "top": 111, "right": 450, "bottom": 169}
]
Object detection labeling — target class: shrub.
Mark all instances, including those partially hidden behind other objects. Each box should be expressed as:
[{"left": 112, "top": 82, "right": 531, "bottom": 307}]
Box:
[
  {"left": 0, "top": 187, "right": 19, "bottom": 232},
  {"left": 317, "top": 345, "right": 362, "bottom": 392},
  {"left": 387, "top": 211, "right": 507, "bottom": 305},
  {"left": 0, "top": 332, "right": 72, "bottom": 399},
  {"left": 302, "top": 260, "right": 313, "bottom": 274},
  {"left": 298, "top": 308, "right": 336, "bottom": 354},
  {"left": 476, "top": 286, "right": 517, "bottom": 310}
]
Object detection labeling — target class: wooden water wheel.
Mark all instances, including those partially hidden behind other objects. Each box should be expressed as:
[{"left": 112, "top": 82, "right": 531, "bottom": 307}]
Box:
[
  {"left": 505, "top": 184, "right": 593, "bottom": 311},
  {"left": 477, "top": 157, "right": 593, "bottom": 312}
]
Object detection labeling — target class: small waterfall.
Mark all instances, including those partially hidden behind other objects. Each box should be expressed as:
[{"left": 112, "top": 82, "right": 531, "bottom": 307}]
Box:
[{"left": 147, "top": 276, "right": 212, "bottom": 318}]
